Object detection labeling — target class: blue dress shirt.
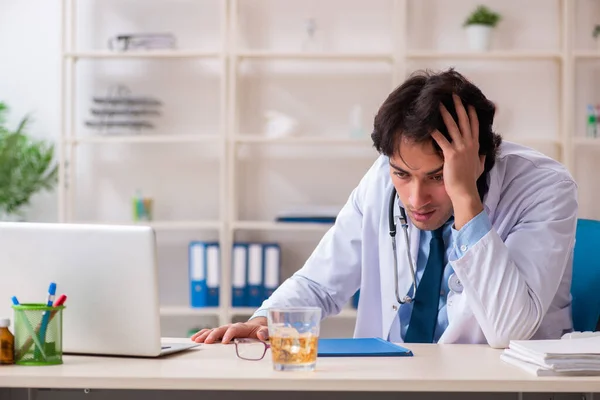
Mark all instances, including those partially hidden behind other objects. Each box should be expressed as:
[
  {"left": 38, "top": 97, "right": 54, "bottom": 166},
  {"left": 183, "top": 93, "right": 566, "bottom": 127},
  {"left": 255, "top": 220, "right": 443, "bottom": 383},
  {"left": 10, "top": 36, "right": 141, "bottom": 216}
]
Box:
[{"left": 398, "top": 211, "right": 492, "bottom": 342}]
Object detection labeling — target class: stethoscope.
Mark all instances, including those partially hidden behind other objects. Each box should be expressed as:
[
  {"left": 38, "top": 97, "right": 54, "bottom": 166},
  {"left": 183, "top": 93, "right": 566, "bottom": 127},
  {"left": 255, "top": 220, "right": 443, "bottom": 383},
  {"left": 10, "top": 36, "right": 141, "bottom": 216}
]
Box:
[{"left": 387, "top": 187, "right": 463, "bottom": 305}]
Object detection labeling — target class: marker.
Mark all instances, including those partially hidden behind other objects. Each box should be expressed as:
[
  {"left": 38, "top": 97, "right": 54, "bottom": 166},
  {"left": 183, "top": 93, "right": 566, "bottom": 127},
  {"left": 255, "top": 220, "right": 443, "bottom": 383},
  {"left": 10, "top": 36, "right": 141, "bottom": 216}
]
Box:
[
  {"left": 45, "top": 283, "right": 57, "bottom": 307},
  {"left": 53, "top": 294, "right": 67, "bottom": 307},
  {"left": 11, "top": 296, "right": 48, "bottom": 360}
]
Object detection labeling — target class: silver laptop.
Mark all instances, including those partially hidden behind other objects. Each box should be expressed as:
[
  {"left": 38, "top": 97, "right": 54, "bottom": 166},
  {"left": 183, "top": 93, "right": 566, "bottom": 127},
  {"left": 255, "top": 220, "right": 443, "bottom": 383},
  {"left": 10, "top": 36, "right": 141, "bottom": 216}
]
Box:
[{"left": 0, "top": 221, "right": 199, "bottom": 357}]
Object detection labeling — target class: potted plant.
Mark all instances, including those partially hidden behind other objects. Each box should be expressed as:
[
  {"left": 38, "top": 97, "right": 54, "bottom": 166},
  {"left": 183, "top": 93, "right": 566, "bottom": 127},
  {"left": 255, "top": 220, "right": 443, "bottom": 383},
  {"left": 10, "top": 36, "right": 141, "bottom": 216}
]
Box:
[
  {"left": 463, "top": 5, "right": 502, "bottom": 51},
  {"left": 0, "top": 102, "right": 58, "bottom": 221},
  {"left": 593, "top": 25, "right": 600, "bottom": 50}
]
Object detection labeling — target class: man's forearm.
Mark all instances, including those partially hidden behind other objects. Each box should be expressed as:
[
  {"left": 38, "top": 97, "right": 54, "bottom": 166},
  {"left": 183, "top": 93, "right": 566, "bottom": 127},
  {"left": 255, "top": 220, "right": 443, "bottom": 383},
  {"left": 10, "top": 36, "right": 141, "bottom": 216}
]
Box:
[
  {"left": 449, "top": 229, "right": 544, "bottom": 348},
  {"left": 452, "top": 191, "right": 484, "bottom": 231}
]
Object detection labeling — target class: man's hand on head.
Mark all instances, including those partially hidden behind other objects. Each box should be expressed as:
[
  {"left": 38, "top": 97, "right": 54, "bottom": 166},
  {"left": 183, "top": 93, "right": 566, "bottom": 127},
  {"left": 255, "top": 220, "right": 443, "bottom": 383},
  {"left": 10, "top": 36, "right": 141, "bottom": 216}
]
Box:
[{"left": 431, "top": 93, "right": 485, "bottom": 230}]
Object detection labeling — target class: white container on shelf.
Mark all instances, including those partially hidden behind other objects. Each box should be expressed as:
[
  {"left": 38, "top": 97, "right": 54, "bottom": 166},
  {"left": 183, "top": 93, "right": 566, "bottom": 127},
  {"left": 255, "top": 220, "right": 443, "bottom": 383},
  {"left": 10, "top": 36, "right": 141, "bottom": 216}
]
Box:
[
  {"left": 465, "top": 24, "right": 493, "bottom": 51},
  {"left": 264, "top": 110, "right": 298, "bottom": 138}
]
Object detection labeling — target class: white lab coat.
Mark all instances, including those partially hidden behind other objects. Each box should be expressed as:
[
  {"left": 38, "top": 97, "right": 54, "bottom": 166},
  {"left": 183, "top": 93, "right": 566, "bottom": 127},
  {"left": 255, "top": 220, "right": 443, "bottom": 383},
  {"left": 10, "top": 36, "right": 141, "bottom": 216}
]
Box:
[{"left": 258, "top": 141, "right": 578, "bottom": 349}]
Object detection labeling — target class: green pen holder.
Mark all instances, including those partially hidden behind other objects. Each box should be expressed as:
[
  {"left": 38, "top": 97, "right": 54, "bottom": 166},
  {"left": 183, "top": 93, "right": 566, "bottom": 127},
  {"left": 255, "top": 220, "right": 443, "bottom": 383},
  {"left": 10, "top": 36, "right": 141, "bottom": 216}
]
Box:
[{"left": 12, "top": 303, "right": 65, "bottom": 366}]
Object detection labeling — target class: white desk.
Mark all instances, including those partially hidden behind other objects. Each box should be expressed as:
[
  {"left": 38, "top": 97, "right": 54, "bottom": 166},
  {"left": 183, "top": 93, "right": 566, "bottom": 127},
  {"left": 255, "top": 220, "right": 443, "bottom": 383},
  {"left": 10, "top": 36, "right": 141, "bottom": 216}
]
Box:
[{"left": 0, "top": 338, "right": 599, "bottom": 393}]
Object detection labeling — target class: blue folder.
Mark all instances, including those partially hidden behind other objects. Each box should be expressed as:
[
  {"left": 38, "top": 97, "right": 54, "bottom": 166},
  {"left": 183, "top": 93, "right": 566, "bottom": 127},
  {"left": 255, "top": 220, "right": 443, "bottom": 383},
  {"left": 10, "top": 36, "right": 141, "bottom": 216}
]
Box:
[{"left": 317, "top": 337, "right": 413, "bottom": 357}]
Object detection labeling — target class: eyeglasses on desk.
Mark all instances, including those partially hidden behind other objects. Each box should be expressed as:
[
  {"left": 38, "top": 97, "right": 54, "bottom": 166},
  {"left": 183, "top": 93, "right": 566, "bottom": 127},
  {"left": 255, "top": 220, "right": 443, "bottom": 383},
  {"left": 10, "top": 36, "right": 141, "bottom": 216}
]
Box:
[{"left": 234, "top": 338, "right": 271, "bottom": 361}]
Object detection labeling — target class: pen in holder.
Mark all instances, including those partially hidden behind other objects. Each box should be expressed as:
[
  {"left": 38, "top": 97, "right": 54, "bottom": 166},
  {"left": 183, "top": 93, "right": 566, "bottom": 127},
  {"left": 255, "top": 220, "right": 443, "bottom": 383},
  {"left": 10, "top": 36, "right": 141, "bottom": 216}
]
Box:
[
  {"left": 12, "top": 303, "right": 65, "bottom": 365},
  {"left": 132, "top": 190, "right": 153, "bottom": 222}
]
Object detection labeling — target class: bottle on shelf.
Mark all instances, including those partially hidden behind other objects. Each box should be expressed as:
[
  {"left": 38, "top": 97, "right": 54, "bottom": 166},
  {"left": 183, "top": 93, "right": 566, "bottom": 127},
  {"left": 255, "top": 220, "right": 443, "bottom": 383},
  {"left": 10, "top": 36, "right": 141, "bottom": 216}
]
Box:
[
  {"left": 587, "top": 104, "right": 597, "bottom": 138},
  {"left": 595, "top": 104, "right": 600, "bottom": 136},
  {"left": 0, "top": 318, "right": 14, "bottom": 365},
  {"left": 132, "top": 189, "right": 154, "bottom": 222},
  {"left": 349, "top": 104, "right": 365, "bottom": 139}
]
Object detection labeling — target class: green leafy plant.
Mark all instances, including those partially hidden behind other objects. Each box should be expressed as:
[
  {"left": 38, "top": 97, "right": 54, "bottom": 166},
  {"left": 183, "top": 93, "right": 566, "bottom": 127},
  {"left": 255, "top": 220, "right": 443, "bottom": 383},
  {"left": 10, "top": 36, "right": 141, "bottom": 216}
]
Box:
[
  {"left": 463, "top": 5, "right": 502, "bottom": 28},
  {"left": 0, "top": 102, "right": 58, "bottom": 218},
  {"left": 593, "top": 25, "right": 600, "bottom": 39}
]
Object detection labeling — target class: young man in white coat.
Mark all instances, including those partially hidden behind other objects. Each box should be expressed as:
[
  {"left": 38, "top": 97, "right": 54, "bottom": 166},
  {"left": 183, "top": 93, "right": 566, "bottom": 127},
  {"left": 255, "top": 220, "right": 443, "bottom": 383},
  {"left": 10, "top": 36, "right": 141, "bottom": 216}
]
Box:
[{"left": 192, "top": 68, "right": 578, "bottom": 348}]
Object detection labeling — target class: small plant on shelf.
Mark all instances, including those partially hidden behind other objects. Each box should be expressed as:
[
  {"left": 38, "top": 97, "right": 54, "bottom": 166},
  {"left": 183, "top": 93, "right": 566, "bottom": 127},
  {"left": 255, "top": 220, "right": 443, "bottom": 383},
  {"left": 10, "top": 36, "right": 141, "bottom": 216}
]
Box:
[
  {"left": 593, "top": 24, "right": 600, "bottom": 50},
  {"left": 463, "top": 5, "right": 502, "bottom": 52},
  {"left": 463, "top": 5, "right": 502, "bottom": 28},
  {"left": 0, "top": 102, "right": 58, "bottom": 221}
]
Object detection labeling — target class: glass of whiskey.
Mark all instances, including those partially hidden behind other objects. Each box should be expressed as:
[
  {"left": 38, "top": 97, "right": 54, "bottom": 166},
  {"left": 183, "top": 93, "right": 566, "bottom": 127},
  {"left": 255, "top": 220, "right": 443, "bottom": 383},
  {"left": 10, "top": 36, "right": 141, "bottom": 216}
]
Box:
[{"left": 267, "top": 307, "right": 321, "bottom": 371}]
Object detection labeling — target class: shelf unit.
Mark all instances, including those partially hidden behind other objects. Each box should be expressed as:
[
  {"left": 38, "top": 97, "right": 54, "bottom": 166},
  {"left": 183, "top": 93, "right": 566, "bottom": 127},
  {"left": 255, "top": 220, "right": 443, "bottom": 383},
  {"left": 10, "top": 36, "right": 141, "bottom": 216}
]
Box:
[
  {"left": 67, "top": 134, "right": 220, "bottom": 144},
  {"left": 405, "top": 50, "right": 563, "bottom": 61},
  {"left": 63, "top": 51, "right": 222, "bottom": 59},
  {"left": 231, "top": 220, "right": 334, "bottom": 232},
  {"left": 58, "top": 0, "right": 596, "bottom": 331},
  {"left": 159, "top": 305, "right": 357, "bottom": 319},
  {"left": 233, "top": 136, "right": 373, "bottom": 145},
  {"left": 72, "top": 220, "right": 222, "bottom": 231},
  {"left": 236, "top": 51, "right": 396, "bottom": 62}
]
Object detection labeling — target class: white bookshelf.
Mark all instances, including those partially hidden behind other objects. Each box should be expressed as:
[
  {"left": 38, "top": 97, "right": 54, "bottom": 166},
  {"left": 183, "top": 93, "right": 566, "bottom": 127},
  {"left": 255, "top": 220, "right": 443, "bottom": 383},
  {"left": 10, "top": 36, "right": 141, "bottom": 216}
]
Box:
[
  {"left": 232, "top": 220, "right": 334, "bottom": 232},
  {"left": 64, "top": 51, "right": 222, "bottom": 59},
  {"left": 58, "top": 0, "right": 599, "bottom": 332},
  {"left": 574, "top": 137, "right": 600, "bottom": 147},
  {"left": 68, "top": 134, "right": 219, "bottom": 144},
  {"left": 160, "top": 306, "right": 221, "bottom": 317},
  {"left": 234, "top": 135, "right": 373, "bottom": 145},
  {"left": 72, "top": 220, "right": 222, "bottom": 231},
  {"left": 573, "top": 51, "right": 600, "bottom": 59},
  {"left": 406, "top": 50, "right": 563, "bottom": 61},
  {"left": 236, "top": 50, "right": 395, "bottom": 62},
  {"left": 159, "top": 305, "right": 358, "bottom": 319}
]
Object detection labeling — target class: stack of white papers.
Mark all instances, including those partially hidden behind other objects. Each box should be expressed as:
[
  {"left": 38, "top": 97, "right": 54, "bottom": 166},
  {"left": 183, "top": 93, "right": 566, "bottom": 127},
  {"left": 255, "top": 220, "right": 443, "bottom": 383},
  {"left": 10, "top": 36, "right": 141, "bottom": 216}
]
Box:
[{"left": 501, "top": 335, "right": 600, "bottom": 376}]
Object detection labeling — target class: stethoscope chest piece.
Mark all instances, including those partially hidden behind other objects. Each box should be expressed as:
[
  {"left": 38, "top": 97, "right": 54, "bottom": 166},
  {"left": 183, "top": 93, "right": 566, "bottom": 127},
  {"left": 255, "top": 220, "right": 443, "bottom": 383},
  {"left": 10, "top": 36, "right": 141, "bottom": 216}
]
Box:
[{"left": 448, "top": 273, "right": 463, "bottom": 294}]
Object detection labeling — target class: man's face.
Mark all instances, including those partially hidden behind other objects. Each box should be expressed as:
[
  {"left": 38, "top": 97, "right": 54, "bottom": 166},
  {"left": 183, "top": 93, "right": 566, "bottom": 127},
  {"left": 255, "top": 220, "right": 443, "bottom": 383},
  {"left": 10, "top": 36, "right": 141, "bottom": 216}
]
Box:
[{"left": 389, "top": 139, "right": 453, "bottom": 231}]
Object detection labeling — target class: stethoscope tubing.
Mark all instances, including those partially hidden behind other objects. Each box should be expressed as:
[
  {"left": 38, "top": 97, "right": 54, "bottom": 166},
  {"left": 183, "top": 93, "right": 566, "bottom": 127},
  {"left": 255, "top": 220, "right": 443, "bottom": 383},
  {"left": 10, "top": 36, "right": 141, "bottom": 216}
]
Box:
[{"left": 389, "top": 187, "right": 417, "bottom": 304}]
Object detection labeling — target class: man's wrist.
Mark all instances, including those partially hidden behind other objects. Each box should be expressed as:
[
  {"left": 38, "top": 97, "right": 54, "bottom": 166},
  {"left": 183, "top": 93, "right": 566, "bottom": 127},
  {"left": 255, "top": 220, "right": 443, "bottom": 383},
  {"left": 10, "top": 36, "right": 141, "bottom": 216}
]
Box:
[
  {"left": 452, "top": 191, "right": 484, "bottom": 231},
  {"left": 248, "top": 316, "right": 267, "bottom": 326}
]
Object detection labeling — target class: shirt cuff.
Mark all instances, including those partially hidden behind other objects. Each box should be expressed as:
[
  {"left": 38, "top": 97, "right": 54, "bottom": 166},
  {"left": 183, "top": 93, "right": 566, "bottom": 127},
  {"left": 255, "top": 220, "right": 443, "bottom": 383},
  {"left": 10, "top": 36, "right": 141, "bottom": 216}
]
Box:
[
  {"left": 450, "top": 210, "right": 492, "bottom": 260},
  {"left": 249, "top": 308, "right": 268, "bottom": 321}
]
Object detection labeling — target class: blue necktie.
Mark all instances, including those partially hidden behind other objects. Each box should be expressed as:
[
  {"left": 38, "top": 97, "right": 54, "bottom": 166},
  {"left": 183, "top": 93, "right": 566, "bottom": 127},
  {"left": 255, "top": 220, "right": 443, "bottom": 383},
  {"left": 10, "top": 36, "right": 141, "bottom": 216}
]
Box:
[{"left": 404, "top": 225, "right": 445, "bottom": 343}]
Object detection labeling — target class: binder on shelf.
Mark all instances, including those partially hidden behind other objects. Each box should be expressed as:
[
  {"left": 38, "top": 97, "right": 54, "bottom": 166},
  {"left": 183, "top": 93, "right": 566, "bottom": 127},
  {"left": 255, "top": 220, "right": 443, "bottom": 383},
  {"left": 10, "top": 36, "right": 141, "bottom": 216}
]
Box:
[
  {"left": 247, "top": 243, "right": 264, "bottom": 307},
  {"left": 188, "top": 241, "right": 207, "bottom": 308},
  {"left": 206, "top": 242, "right": 220, "bottom": 307},
  {"left": 231, "top": 243, "right": 248, "bottom": 307},
  {"left": 275, "top": 206, "right": 339, "bottom": 224},
  {"left": 263, "top": 243, "right": 280, "bottom": 300}
]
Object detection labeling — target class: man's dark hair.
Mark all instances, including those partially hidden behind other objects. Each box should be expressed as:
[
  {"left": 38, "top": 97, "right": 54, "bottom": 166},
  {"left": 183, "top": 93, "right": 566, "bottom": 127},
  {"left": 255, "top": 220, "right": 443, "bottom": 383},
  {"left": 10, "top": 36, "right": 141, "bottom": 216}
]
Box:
[{"left": 371, "top": 68, "right": 502, "bottom": 201}]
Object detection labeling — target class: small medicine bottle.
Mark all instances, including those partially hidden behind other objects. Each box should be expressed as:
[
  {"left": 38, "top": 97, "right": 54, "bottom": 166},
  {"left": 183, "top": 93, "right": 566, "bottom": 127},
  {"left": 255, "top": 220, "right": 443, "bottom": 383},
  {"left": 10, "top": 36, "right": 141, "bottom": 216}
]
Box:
[{"left": 0, "top": 318, "right": 14, "bottom": 365}]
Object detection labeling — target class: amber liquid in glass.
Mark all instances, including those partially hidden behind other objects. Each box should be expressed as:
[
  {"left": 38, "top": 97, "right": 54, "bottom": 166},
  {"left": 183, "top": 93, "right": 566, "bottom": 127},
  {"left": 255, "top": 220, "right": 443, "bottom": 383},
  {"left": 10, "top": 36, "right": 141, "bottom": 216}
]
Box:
[{"left": 270, "top": 334, "right": 318, "bottom": 367}]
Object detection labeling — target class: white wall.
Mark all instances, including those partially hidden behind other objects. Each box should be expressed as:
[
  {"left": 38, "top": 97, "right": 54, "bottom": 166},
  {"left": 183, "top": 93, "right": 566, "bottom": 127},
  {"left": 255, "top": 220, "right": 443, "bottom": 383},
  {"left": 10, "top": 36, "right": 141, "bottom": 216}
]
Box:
[
  {"left": 1, "top": 0, "right": 599, "bottom": 338},
  {"left": 0, "top": 0, "right": 61, "bottom": 222}
]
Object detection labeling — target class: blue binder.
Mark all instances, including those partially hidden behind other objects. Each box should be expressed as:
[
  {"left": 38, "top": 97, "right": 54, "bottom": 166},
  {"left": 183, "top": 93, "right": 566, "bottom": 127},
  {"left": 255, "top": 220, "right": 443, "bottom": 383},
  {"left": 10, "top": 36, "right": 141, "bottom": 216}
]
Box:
[
  {"left": 262, "top": 243, "right": 280, "bottom": 300},
  {"left": 206, "top": 242, "right": 220, "bottom": 307},
  {"left": 317, "top": 338, "right": 413, "bottom": 357},
  {"left": 231, "top": 243, "right": 248, "bottom": 307},
  {"left": 247, "top": 243, "right": 264, "bottom": 307},
  {"left": 188, "top": 241, "right": 207, "bottom": 307}
]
